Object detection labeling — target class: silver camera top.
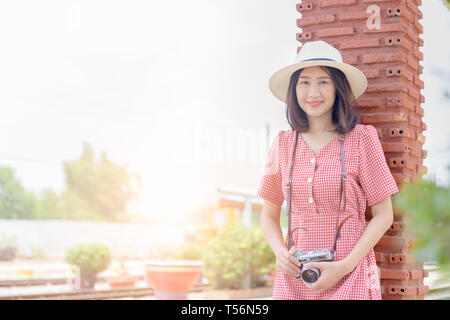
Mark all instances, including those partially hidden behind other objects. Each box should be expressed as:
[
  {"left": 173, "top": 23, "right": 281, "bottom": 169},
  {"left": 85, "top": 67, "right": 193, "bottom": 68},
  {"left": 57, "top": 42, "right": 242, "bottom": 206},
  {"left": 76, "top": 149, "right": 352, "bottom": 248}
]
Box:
[{"left": 294, "top": 248, "right": 334, "bottom": 263}]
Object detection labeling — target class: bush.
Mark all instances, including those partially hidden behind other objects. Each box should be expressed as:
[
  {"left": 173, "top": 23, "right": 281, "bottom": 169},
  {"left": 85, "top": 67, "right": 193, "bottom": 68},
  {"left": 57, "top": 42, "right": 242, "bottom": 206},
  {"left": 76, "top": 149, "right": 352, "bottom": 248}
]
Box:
[
  {"left": 65, "top": 243, "right": 112, "bottom": 277},
  {"left": 393, "top": 176, "right": 450, "bottom": 280},
  {"left": 203, "top": 226, "right": 275, "bottom": 289}
]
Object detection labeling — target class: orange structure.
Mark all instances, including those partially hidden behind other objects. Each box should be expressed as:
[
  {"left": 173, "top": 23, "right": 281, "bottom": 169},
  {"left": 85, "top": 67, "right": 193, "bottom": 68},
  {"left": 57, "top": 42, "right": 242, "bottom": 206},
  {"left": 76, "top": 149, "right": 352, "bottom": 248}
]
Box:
[{"left": 296, "top": 0, "right": 427, "bottom": 299}]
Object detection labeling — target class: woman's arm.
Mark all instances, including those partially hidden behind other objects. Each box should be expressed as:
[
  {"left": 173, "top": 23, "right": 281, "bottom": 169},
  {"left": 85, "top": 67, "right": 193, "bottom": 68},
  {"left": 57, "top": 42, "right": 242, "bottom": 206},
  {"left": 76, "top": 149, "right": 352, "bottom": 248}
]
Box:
[
  {"left": 261, "top": 200, "right": 301, "bottom": 277},
  {"left": 340, "top": 195, "right": 394, "bottom": 274}
]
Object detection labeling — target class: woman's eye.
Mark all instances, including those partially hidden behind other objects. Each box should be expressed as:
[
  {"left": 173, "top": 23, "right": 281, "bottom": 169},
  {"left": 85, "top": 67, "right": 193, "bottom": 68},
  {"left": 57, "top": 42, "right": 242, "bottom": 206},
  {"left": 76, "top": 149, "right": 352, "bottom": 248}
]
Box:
[{"left": 320, "top": 81, "right": 328, "bottom": 85}]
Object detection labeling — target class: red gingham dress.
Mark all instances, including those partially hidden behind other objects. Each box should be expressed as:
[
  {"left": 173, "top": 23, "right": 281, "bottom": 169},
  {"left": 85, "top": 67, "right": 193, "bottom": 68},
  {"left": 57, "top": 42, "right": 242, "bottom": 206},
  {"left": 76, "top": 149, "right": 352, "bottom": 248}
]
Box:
[{"left": 257, "top": 123, "right": 399, "bottom": 300}]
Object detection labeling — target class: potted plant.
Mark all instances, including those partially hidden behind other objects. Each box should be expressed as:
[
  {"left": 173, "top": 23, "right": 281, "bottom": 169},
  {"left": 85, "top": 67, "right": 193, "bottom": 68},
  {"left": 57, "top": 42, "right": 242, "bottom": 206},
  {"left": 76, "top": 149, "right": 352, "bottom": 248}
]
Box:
[
  {"left": 202, "top": 225, "right": 276, "bottom": 299},
  {"left": 65, "top": 243, "right": 112, "bottom": 290},
  {"left": 0, "top": 234, "right": 18, "bottom": 262},
  {"left": 145, "top": 242, "right": 204, "bottom": 300}
]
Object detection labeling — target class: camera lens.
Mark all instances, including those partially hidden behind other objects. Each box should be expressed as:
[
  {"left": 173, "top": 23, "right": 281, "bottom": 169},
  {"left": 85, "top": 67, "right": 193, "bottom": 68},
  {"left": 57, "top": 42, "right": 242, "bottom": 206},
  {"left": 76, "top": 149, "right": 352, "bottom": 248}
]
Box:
[{"left": 302, "top": 268, "right": 320, "bottom": 284}]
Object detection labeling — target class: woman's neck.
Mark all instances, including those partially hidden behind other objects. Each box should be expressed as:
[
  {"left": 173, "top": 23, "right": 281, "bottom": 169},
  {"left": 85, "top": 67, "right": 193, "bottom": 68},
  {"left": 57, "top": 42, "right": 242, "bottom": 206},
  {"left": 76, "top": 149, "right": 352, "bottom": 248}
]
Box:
[{"left": 306, "top": 118, "right": 336, "bottom": 134}]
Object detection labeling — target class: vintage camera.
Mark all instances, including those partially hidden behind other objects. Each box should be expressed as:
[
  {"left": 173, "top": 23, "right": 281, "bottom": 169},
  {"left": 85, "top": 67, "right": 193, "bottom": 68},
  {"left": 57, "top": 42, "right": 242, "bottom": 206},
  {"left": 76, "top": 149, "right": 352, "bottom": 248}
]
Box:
[{"left": 294, "top": 248, "right": 334, "bottom": 284}]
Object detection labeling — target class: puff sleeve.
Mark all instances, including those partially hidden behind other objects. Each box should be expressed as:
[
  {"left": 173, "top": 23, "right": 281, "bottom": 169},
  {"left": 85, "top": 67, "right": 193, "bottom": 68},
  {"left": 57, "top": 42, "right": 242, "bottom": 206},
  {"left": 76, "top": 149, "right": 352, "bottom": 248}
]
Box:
[
  {"left": 256, "top": 131, "right": 285, "bottom": 206},
  {"left": 358, "top": 125, "right": 399, "bottom": 207}
]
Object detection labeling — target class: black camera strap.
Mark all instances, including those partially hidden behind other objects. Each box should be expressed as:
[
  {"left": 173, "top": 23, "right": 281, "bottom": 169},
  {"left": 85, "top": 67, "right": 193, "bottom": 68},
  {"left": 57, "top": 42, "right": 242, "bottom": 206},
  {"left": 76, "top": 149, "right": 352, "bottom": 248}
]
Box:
[{"left": 286, "top": 130, "right": 350, "bottom": 253}]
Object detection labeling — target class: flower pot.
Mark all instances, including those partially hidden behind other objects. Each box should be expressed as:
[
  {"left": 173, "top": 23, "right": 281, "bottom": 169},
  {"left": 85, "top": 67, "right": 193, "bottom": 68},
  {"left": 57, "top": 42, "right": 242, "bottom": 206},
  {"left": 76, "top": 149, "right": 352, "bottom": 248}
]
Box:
[
  {"left": 145, "top": 260, "right": 203, "bottom": 300},
  {"left": 80, "top": 274, "right": 96, "bottom": 290},
  {"left": 107, "top": 275, "right": 137, "bottom": 288}
]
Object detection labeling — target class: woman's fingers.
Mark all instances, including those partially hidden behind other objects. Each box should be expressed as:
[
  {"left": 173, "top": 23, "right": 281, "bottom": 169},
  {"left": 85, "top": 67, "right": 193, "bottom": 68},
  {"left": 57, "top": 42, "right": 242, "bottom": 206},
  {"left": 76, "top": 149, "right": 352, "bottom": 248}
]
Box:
[{"left": 276, "top": 247, "right": 301, "bottom": 277}]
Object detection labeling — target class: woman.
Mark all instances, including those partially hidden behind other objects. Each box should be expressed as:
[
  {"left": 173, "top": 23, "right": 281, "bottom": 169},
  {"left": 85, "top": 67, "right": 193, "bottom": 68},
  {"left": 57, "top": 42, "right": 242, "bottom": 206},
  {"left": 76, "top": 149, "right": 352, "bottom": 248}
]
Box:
[{"left": 257, "top": 40, "right": 398, "bottom": 300}]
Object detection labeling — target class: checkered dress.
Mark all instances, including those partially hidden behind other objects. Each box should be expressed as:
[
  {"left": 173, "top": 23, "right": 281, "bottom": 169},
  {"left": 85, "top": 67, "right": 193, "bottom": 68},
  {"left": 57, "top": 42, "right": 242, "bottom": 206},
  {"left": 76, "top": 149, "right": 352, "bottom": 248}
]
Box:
[{"left": 257, "top": 124, "right": 399, "bottom": 300}]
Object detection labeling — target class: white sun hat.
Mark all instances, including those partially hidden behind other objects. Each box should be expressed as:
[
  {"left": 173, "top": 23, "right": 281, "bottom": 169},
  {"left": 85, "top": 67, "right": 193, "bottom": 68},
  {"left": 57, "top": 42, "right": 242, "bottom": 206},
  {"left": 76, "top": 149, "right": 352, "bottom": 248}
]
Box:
[{"left": 268, "top": 40, "right": 368, "bottom": 103}]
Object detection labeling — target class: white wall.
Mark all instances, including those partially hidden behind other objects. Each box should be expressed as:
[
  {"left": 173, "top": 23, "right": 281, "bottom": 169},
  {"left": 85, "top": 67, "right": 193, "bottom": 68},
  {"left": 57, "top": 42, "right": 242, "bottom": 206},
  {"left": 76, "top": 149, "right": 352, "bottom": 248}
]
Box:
[{"left": 0, "top": 219, "right": 186, "bottom": 259}]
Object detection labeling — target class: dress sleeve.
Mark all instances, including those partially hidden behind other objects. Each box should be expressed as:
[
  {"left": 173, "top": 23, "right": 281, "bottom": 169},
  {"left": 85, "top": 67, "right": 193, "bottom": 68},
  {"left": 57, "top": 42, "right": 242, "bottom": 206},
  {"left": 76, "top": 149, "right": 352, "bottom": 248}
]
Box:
[
  {"left": 358, "top": 125, "right": 399, "bottom": 207},
  {"left": 256, "top": 131, "right": 285, "bottom": 206}
]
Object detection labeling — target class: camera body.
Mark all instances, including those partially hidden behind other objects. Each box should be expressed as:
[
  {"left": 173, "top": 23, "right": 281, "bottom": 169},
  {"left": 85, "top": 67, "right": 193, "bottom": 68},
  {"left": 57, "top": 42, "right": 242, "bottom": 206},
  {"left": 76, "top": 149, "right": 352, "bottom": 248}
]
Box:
[{"left": 294, "top": 248, "right": 334, "bottom": 284}]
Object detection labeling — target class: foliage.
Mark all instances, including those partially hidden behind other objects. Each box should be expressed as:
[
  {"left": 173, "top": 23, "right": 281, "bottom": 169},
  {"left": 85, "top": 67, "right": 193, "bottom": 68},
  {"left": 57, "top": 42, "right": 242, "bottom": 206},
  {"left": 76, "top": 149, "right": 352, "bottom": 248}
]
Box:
[
  {"left": 442, "top": 0, "right": 450, "bottom": 10},
  {"left": 0, "top": 167, "right": 38, "bottom": 219},
  {"left": 203, "top": 226, "right": 275, "bottom": 289},
  {"left": 62, "top": 142, "right": 142, "bottom": 222},
  {"left": 65, "top": 243, "right": 112, "bottom": 277},
  {"left": 393, "top": 175, "right": 450, "bottom": 280}
]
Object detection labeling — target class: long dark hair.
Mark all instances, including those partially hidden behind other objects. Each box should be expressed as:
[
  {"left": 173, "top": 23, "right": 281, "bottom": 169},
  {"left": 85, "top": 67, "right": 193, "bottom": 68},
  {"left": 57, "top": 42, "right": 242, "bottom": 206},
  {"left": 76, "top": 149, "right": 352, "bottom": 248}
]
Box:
[{"left": 285, "top": 66, "right": 360, "bottom": 134}]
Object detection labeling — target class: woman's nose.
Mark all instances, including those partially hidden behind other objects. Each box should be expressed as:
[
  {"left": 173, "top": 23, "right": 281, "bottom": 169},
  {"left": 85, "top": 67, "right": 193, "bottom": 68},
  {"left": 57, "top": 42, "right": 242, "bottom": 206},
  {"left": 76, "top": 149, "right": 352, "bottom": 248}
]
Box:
[{"left": 308, "top": 85, "right": 321, "bottom": 98}]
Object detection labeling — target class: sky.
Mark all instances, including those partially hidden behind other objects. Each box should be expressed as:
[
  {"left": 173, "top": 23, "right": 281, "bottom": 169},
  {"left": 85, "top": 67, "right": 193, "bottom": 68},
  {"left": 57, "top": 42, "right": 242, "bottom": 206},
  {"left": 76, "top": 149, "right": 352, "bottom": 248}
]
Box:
[{"left": 0, "top": 0, "right": 449, "bottom": 224}]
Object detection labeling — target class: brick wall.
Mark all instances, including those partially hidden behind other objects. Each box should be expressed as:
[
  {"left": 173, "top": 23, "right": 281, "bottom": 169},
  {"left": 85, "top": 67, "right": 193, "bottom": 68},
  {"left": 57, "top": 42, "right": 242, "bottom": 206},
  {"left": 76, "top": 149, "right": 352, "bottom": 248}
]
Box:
[{"left": 296, "top": 0, "right": 428, "bottom": 299}]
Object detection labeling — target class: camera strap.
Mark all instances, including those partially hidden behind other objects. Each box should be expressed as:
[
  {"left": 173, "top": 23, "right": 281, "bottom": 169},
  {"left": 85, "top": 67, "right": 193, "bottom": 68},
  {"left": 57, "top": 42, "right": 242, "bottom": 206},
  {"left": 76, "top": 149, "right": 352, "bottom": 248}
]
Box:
[{"left": 286, "top": 130, "right": 351, "bottom": 252}]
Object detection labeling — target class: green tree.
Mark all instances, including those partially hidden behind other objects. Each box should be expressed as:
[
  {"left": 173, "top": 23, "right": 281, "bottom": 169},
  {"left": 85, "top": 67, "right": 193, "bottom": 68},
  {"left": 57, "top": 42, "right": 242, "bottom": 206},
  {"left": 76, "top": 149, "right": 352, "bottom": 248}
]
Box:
[
  {"left": 62, "top": 142, "right": 141, "bottom": 222},
  {"left": 0, "top": 167, "right": 38, "bottom": 219}
]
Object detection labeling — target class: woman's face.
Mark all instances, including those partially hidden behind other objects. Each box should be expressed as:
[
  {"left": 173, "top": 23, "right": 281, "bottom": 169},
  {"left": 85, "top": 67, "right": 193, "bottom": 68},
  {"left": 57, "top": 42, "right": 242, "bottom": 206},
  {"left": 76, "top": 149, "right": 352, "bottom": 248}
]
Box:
[{"left": 296, "top": 66, "right": 336, "bottom": 121}]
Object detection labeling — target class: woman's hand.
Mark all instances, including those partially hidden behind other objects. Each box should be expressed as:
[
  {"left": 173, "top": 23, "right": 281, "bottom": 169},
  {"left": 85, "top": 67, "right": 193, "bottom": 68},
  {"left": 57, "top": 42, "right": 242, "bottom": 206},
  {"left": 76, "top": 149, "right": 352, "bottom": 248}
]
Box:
[
  {"left": 302, "top": 260, "right": 350, "bottom": 292},
  {"left": 275, "top": 246, "right": 301, "bottom": 277}
]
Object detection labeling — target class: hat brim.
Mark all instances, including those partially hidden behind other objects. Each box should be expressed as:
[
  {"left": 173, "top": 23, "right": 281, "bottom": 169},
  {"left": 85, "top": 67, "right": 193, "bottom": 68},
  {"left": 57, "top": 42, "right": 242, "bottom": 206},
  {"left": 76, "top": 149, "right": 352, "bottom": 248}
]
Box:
[{"left": 268, "top": 60, "right": 367, "bottom": 103}]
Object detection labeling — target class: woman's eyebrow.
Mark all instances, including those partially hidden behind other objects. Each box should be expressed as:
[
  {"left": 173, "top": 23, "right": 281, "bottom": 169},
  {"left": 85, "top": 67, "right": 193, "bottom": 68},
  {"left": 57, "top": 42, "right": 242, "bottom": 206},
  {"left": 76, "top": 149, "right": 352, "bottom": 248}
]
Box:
[{"left": 298, "top": 76, "right": 330, "bottom": 79}]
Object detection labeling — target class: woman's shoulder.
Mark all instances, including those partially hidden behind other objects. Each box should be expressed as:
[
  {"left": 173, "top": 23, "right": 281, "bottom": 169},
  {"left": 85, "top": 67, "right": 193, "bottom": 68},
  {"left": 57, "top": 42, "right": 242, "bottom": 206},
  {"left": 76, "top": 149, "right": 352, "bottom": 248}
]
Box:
[{"left": 349, "top": 123, "right": 378, "bottom": 140}]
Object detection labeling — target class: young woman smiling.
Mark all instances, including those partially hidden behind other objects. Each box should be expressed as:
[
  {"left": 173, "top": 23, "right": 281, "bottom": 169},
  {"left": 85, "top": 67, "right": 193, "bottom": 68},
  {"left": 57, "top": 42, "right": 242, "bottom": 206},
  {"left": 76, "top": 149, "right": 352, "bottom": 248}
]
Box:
[{"left": 257, "top": 41, "right": 398, "bottom": 300}]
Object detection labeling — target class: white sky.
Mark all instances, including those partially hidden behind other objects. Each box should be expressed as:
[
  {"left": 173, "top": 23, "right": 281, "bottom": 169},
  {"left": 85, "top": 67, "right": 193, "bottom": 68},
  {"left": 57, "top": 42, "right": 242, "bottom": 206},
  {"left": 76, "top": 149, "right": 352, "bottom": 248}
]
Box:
[{"left": 0, "top": 0, "right": 449, "bottom": 223}]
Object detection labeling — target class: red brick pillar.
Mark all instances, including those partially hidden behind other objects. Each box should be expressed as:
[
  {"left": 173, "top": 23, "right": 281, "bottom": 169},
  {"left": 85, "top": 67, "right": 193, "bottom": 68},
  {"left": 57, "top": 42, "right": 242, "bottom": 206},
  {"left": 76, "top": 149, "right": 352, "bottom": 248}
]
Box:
[{"left": 296, "top": 0, "right": 428, "bottom": 299}]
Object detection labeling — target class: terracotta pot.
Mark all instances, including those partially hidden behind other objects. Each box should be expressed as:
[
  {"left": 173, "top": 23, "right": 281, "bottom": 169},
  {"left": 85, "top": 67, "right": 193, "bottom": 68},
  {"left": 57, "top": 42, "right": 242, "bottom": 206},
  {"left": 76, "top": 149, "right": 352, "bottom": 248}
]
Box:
[
  {"left": 107, "top": 275, "right": 137, "bottom": 288},
  {"left": 145, "top": 260, "right": 203, "bottom": 300}
]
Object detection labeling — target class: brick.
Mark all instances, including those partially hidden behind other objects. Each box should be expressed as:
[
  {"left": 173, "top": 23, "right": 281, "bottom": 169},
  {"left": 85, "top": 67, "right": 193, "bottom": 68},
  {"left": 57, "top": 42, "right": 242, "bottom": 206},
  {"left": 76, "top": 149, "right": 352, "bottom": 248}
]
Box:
[
  {"left": 417, "top": 164, "right": 427, "bottom": 175},
  {"left": 415, "top": 105, "right": 424, "bottom": 117},
  {"left": 296, "top": 32, "right": 312, "bottom": 42},
  {"left": 386, "top": 221, "right": 405, "bottom": 234},
  {"left": 386, "top": 6, "right": 414, "bottom": 23},
  {"left": 406, "top": 56, "right": 419, "bottom": 71},
  {"left": 422, "top": 150, "right": 427, "bottom": 159},
  {"left": 360, "top": 68, "right": 380, "bottom": 79},
  {"left": 405, "top": 24, "right": 419, "bottom": 43},
  {"left": 361, "top": 52, "right": 406, "bottom": 64},
  {"left": 412, "top": 47, "right": 423, "bottom": 60},
  {"left": 296, "top": 14, "right": 336, "bottom": 28},
  {"left": 339, "top": 11, "right": 370, "bottom": 21},
  {"left": 342, "top": 55, "right": 358, "bottom": 65},
  {"left": 296, "top": 2, "right": 313, "bottom": 12},
  {"left": 416, "top": 133, "right": 426, "bottom": 144},
  {"left": 388, "top": 157, "right": 416, "bottom": 171},
  {"left": 385, "top": 66, "right": 414, "bottom": 82},
  {"left": 339, "top": 38, "right": 379, "bottom": 49},
  {"left": 358, "top": 98, "right": 382, "bottom": 108},
  {"left": 413, "top": 18, "right": 423, "bottom": 34},
  {"left": 387, "top": 127, "right": 415, "bottom": 139},
  {"left": 405, "top": 0, "right": 420, "bottom": 16},
  {"left": 413, "top": 75, "right": 424, "bottom": 89},
  {"left": 409, "top": 145, "right": 423, "bottom": 158},
  {"left": 418, "top": 37, "right": 424, "bottom": 47},
  {"left": 374, "top": 235, "right": 412, "bottom": 253},
  {"left": 408, "top": 115, "right": 421, "bottom": 128},
  {"left": 317, "top": 26, "right": 355, "bottom": 38},
  {"left": 319, "top": 0, "right": 357, "bottom": 8},
  {"left": 380, "top": 143, "right": 409, "bottom": 153},
  {"left": 385, "top": 36, "right": 413, "bottom": 51},
  {"left": 363, "top": 0, "right": 406, "bottom": 3}
]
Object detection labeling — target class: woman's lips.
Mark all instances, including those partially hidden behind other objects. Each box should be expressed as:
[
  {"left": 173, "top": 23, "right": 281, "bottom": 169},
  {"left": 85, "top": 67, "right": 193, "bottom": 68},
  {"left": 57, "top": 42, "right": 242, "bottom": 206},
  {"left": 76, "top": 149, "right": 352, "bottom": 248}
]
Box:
[{"left": 308, "top": 101, "right": 322, "bottom": 107}]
